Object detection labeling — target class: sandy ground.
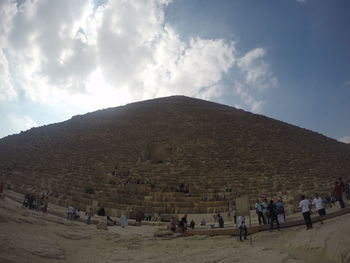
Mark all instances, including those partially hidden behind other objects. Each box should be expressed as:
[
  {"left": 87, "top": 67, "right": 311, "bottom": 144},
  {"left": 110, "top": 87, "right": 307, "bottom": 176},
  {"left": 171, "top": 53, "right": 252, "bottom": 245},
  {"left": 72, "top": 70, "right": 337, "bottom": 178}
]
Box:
[{"left": 1, "top": 195, "right": 350, "bottom": 263}]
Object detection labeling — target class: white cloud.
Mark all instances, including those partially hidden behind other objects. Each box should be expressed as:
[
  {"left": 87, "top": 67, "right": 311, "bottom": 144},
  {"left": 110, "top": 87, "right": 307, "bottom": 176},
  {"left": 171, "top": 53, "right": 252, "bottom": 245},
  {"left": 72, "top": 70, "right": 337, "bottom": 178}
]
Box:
[
  {"left": 0, "top": 49, "right": 16, "bottom": 101},
  {"left": 0, "top": 113, "right": 37, "bottom": 138},
  {"left": 237, "top": 48, "right": 277, "bottom": 90},
  {"left": 0, "top": 0, "right": 275, "bottom": 137},
  {"left": 1, "top": 0, "right": 235, "bottom": 106},
  {"left": 296, "top": 0, "right": 306, "bottom": 3},
  {"left": 232, "top": 48, "right": 276, "bottom": 112},
  {"left": 234, "top": 82, "right": 264, "bottom": 113},
  {"left": 339, "top": 136, "right": 350, "bottom": 144},
  {"left": 0, "top": 2, "right": 17, "bottom": 101},
  {"left": 95, "top": 1, "right": 235, "bottom": 101}
]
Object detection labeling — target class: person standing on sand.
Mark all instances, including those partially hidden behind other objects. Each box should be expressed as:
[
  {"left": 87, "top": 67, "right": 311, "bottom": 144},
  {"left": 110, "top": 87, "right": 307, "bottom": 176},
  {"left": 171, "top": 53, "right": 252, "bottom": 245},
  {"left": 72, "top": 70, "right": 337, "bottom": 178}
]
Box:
[
  {"left": 312, "top": 193, "right": 326, "bottom": 224},
  {"left": 86, "top": 208, "right": 93, "bottom": 225},
  {"left": 275, "top": 198, "right": 285, "bottom": 223},
  {"left": 345, "top": 182, "right": 350, "bottom": 200},
  {"left": 339, "top": 177, "right": 345, "bottom": 192},
  {"left": 334, "top": 181, "right": 345, "bottom": 208},
  {"left": 237, "top": 215, "right": 248, "bottom": 241},
  {"left": 120, "top": 214, "right": 128, "bottom": 228},
  {"left": 179, "top": 214, "right": 187, "bottom": 232},
  {"left": 255, "top": 199, "right": 266, "bottom": 225},
  {"left": 268, "top": 200, "right": 280, "bottom": 231},
  {"left": 42, "top": 196, "right": 49, "bottom": 215},
  {"left": 67, "top": 205, "right": 74, "bottom": 220},
  {"left": 299, "top": 195, "right": 312, "bottom": 230},
  {"left": 218, "top": 214, "right": 224, "bottom": 228},
  {"left": 262, "top": 199, "right": 270, "bottom": 224}
]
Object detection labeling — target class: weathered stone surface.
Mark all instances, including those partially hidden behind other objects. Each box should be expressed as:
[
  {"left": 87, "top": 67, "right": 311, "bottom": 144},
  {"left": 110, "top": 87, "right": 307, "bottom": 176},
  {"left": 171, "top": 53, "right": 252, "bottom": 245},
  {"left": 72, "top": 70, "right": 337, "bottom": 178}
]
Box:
[
  {"left": 0, "top": 96, "right": 350, "bottom": 215},
  {"left": 56, "top": 230, "right": 92, "bottom": 240},
  {"left": 1, "top": 233, "right": 65, "bottom": 260},
  {"left": 153, "top": 230, "right": 175, "bottom": 238},
  {"left": 97, "top": 219, "right": 108, "bottom": 230}
]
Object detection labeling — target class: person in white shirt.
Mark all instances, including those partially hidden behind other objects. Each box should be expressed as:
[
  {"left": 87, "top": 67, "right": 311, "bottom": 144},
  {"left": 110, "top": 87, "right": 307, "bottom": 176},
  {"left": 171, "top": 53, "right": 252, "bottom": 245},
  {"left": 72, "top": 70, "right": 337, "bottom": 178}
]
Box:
[
  {"left": 67, "top": 205, "right": 74, "bottom": 220},
  {"left": 299, "top": 195, "right": 313, "bottom": 229},
  {"left": 312, "top": 193, "right": 326, "bottom": 224},
  {"left": 237, "top": 215, "right": 248, "bottom": 241}
]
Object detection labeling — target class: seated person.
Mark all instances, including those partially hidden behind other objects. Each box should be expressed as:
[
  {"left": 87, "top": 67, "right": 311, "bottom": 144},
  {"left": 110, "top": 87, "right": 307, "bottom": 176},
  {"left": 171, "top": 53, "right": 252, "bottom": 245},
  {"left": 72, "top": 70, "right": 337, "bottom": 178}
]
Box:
[
  {"left": 107, "top": 215, "right": 116, "bottom": 226},
  {"left": 170, "top": 217, "right": 177, "bottom": 232},
  {"left": 190, "top": 219, "right": 195, "bottom": 229},
  {"left": 178, "top": 214, "right": 188, "bottom": 232},
  {"left": 73, "top": 209, "right": 80, "bottom": 220},
  {"left": 113, "top": 166, "right": 118, "bottom": 176}
]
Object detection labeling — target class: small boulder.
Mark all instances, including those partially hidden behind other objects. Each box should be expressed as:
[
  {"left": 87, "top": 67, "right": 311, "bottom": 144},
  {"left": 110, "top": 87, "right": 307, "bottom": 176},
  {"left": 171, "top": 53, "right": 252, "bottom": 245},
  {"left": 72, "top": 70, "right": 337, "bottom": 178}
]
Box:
[{"left": 96, "top": 219, "right": 108, "bottom": 230}]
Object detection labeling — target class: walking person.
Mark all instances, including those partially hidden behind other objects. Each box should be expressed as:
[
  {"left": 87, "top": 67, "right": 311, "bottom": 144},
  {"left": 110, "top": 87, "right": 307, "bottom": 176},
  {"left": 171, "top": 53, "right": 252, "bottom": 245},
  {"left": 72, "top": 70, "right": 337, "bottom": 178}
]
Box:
[
  {"left": 299, "top": 195, "right": 313, "bottom": 229},
  {"left": 312, "top": 193, "right": 326, "bottom": 224},
  {"left": 237, "top": 215, "right": 248, "bottom": 241}
]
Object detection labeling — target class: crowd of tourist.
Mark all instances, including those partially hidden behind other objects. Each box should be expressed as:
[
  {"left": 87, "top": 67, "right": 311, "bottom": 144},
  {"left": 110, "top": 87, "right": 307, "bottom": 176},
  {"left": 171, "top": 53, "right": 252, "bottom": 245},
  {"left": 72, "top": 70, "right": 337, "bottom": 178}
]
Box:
[
  {"left": 110, "top": 165, "right": 157, "bottom": 189},
  {"left": 22, "top": 192, "right": 50, "bottom": 214},
  {"left": 169, "top": 214, "right": 196, "bottom": 233},
  {"left": 297, "top": 177, "right": 348, "bottom": 230},
  {"left": 166, "top": 177, "right": 349, "bottom": 238},
  {"left": 213, "top": 213, "right": 225, "bottom": 228},
  {"left": 112, "top": 166, "right": 130, "bottom": 179},
  {"left": 13, "top": 175, "right": 349, "bottom": 242},
  {"left": 254, "top": 197, "right": 285, "bottom": 230},
  {"left": 66, "top": 205, "right": 82, "bottom": 221}
]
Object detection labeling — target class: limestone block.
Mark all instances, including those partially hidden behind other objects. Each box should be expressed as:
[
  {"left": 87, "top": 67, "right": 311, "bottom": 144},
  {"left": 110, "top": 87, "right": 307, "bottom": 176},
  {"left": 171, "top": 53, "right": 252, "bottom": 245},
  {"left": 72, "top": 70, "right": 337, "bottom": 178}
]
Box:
[
  {"left": 150, "top": 143, "right": 173, "bottom": 163},
  {"left": 96, "top": 218, "right": 108, "bottom": 230}
]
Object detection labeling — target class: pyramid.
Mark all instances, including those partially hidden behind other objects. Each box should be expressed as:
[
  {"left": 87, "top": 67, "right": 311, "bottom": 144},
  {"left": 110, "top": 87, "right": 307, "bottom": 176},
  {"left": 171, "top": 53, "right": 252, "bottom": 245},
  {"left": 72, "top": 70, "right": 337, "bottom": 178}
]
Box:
[{"left": 1, "top": 96, "right": 349, "bottom": 216}]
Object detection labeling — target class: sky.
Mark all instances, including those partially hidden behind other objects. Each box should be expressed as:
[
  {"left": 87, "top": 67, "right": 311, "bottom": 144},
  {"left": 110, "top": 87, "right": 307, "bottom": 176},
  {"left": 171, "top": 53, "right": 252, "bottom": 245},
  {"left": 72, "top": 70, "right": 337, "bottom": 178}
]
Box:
[{"left": 0, "top": 0, "right": 349, "bottom": 143}]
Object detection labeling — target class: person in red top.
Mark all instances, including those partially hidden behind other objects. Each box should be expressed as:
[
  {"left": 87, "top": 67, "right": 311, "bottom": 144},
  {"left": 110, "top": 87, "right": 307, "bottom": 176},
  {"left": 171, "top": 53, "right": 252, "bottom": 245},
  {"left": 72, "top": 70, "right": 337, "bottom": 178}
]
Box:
[{"left": 334, "top": 181, "right": 345, "bottom": 208}]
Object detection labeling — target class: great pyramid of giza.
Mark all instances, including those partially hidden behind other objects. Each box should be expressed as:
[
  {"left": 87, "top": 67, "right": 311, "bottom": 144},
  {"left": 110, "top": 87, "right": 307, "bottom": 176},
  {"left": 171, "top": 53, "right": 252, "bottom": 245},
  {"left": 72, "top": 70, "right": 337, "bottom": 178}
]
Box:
[{"left": 1, "top": 96, "right": 349, "bottom": 216}]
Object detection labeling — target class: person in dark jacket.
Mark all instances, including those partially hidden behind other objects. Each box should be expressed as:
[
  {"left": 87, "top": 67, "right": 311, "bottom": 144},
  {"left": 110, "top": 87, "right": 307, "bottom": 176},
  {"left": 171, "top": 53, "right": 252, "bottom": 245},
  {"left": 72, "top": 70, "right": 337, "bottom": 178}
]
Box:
[
  {"left": 268, "top": 200, "right": 280, "bottom": 230},
  {"left": 178, "top": 214, "right": 188, "bottom": 232},
  {"left": 334, "top": 181, "right": 345, "bottom": 208},
  {"left": 218, "top": 214, "right": 224, "bottom": 228}
]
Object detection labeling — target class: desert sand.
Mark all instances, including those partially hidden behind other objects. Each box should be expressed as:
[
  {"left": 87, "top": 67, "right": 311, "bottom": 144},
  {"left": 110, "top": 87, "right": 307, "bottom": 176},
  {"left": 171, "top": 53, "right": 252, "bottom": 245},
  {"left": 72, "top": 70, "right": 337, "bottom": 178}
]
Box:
[{"left": 1, "top": 193, "right": 350, "bottom": 263}]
